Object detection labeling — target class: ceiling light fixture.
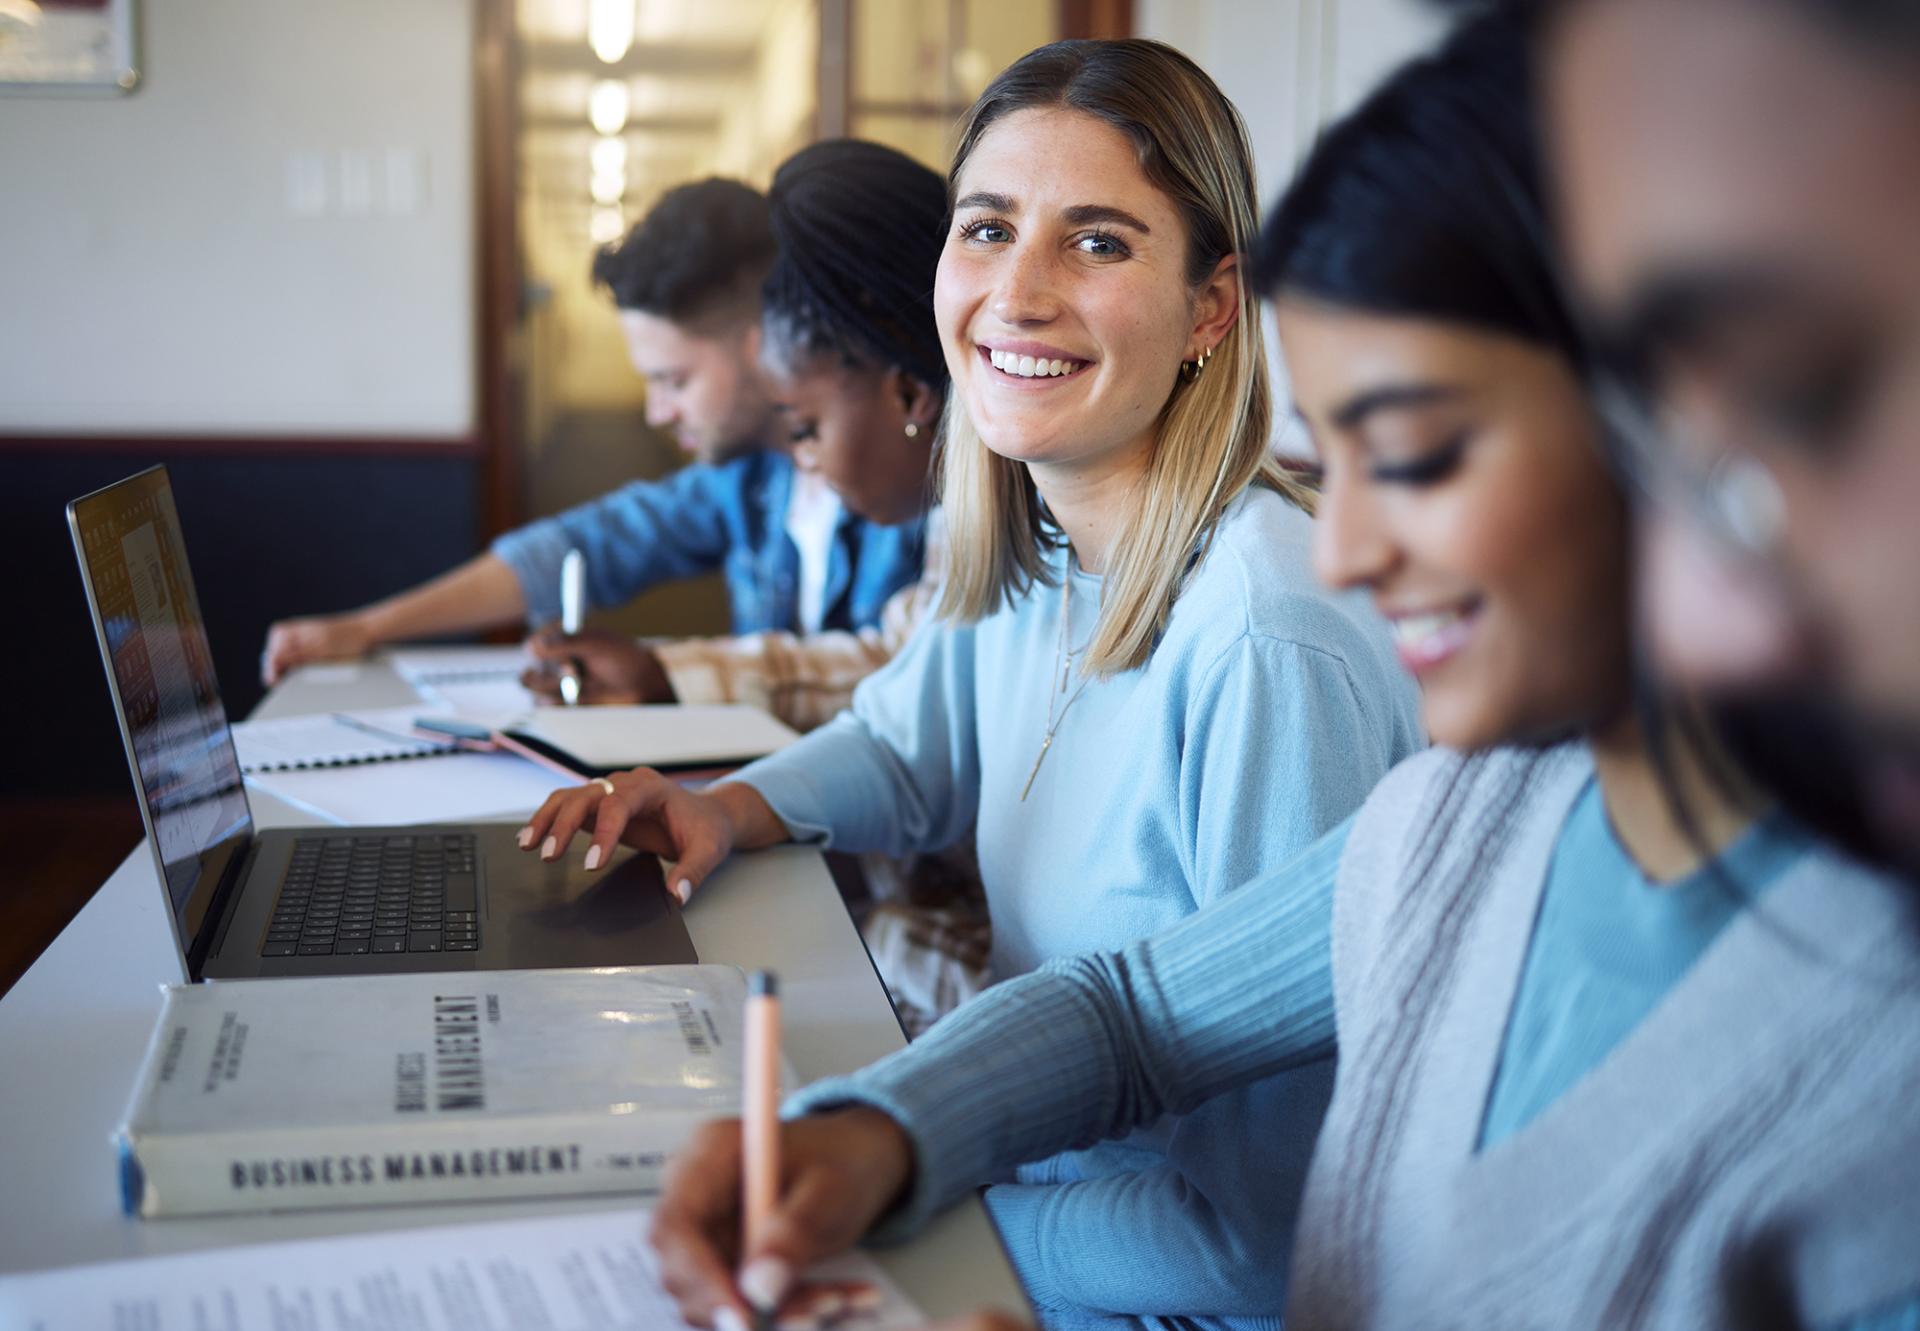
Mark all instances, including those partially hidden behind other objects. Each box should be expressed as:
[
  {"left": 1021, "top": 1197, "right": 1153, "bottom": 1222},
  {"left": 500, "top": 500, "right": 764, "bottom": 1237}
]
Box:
[
  {"left": 590, "top": 136, "right": 627, "bottom": 178},
  {"left": 590, "top": 166, "right": 626, "bottom": 206},
  {"left": 588, "top": 78, "right": 629, "bottom": 136},
  {"left": 590, "top": 205, "right": 625, "bottom": 245},
  {"left": 587, "top": 0, "right": 633, "bottom": 65}
]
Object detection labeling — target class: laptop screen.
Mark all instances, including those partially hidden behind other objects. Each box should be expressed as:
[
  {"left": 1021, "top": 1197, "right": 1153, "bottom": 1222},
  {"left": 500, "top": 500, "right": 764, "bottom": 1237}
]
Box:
[{"left": 69, "top": 467, "right": 252, "bottom": 943}]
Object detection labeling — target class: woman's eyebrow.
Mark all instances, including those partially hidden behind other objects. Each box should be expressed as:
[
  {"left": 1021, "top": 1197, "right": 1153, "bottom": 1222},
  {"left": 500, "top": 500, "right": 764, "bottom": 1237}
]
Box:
[
  {"left": 954, "top": 190, "right": 1015, "bottom": 213},
  {"left": 1062, "top": 203, "right": 1151, "bottom": 234},
  {"left": 1330, "top": 383, "right": 1465, "bottom": 430},
  {"left": 951, "top": 193, "right": 1153, "bottom": 237}
]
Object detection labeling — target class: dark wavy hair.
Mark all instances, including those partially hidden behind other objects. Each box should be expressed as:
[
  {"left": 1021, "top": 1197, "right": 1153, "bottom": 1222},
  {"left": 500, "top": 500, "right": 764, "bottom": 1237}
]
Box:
[
  {"left": 1254, "top": 11, "right": 1584, "bottom": 368},
  {"left": 759, "top": 139, "right": 950, "bottom": 392},
  {"left": 590, "top": 177, "right": 775, "bottom": 327}
]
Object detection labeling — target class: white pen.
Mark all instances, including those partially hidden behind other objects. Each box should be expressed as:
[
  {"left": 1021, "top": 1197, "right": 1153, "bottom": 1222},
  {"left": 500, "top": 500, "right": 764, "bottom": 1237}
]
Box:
[{"left": 558, "top": 547, "right": 586, "bottom": 707}]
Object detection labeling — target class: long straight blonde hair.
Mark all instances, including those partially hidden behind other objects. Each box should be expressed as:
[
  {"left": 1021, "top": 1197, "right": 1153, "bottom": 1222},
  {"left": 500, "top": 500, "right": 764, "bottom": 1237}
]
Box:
[{"left": 936, "top": 39, "right": 1314, "bottom": 677}]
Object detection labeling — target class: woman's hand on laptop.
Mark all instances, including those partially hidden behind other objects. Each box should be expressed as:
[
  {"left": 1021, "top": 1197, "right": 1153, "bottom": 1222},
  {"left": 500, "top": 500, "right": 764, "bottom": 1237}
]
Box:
[{"left": 518, "top": 771, "right": 787, "bottom": 904}]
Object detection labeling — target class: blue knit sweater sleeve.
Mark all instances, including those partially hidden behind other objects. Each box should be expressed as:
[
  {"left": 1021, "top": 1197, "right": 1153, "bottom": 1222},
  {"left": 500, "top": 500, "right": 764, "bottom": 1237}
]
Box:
[
  {"left": 728, "top": 614, "right": 982, "bottom": 859},
  {"left": 785, "top": 818, "right": 1349, "bottom": 1244}
]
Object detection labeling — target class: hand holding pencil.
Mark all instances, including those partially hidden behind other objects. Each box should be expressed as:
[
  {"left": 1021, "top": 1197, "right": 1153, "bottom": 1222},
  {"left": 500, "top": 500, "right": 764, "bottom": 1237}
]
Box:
[{"left": 648, "top": 974, "right": 915, "bottom": 1330}]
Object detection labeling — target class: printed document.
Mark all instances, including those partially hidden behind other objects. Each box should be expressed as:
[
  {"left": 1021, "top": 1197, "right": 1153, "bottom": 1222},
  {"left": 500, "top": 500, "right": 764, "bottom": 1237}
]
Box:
[{"left": 0, "top": 1205, "right": 926, "bottom": 1330}]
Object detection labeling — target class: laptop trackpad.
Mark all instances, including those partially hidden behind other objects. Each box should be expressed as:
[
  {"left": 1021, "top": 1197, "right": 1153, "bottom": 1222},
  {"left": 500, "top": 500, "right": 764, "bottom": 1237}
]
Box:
[{"left": 488, "top": 841, "right": 697, "bottom": 968}]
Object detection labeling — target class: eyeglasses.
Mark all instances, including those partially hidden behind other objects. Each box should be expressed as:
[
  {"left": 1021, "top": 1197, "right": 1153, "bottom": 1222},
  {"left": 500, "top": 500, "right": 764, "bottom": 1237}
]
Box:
[{"left": 1595, "top": 376, "right": 1788, "bottom": 562}]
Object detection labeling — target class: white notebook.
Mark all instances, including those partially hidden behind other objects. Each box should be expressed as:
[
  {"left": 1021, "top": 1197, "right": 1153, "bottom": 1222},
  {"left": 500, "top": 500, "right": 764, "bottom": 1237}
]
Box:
[
  {"left": 245, "top": 750, "right": 565, "bottom": 825},
  {"left": 230, "top": 707, "right": 460, "bottom": 774},
  {"left": 518, "top": 704, "right": 800, "bottom": 771}
]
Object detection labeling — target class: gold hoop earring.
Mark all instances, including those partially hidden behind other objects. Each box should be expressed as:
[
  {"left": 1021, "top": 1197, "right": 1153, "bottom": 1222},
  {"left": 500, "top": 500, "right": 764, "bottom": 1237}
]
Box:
[
  {"left": 1179, "top": 344, "right": 1213, "bottom": 384},
  {"left": 904, "top": 422, "right": 920, "bottom": 439}
]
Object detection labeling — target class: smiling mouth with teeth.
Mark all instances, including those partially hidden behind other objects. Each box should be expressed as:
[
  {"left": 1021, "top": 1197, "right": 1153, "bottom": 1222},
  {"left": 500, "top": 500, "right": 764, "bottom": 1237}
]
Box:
[{"left": 987, "top": 348, "right": 1086, "bottom": 380}]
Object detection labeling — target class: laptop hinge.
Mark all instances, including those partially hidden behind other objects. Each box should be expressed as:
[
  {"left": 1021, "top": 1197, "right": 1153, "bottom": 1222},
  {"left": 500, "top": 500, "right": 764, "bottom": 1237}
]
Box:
[{"left": 189, "top": 837, "right": 259, "bottom": 978}]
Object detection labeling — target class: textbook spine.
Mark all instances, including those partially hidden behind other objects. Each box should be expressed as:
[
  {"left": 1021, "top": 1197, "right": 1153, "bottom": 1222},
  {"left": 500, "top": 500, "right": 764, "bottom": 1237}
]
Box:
[{"left": 118, "top": 1113, "right": 701, "bottom": 1218}]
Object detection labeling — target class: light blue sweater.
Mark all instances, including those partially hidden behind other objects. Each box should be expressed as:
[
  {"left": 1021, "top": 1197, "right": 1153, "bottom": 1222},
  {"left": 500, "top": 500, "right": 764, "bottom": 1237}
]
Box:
[{"left": 735, "top": 486, "right": 1422, "bottom": 1329}]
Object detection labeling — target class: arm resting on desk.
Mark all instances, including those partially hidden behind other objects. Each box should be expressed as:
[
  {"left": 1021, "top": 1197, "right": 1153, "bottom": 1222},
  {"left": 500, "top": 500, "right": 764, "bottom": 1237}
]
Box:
[{"left": 262, "top": 554, "right": 526, "bottom": 685}]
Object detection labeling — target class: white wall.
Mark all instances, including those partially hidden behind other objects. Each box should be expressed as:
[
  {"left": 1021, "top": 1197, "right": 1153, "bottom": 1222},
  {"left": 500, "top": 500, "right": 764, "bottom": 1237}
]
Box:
[
  {"left": 1138, "top": 0, "right": 1449, "bottom": 209},
  {"left": 0, "top": 1, "right": 475, "bottom": 437},
  {"left": 1138, "top": 0, "right": 1450, "bottom": 452}
]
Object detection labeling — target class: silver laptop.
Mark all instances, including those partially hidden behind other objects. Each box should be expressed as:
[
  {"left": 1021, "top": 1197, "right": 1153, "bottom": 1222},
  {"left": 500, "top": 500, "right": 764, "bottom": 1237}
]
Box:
[{"left": 68, "top": 465, "right": 697, "bottom": 980}]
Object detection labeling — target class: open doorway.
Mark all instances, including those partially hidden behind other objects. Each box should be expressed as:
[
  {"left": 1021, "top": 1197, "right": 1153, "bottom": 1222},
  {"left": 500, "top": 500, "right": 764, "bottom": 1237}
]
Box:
[{"left": 480, "top": 1, "right": 1128, "bottom": 641}]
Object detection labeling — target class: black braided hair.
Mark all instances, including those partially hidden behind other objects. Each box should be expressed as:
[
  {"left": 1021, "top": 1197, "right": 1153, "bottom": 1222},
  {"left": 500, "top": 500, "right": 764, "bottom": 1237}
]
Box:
[{"left": 761, "top": 139, "right": 950, "bottom": 391}]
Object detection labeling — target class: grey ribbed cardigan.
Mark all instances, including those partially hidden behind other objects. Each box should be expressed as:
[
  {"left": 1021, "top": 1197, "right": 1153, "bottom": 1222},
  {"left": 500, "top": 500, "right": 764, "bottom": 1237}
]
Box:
[{"left": 1289, "top": 743, "right": 1920, "bottom": 1329}]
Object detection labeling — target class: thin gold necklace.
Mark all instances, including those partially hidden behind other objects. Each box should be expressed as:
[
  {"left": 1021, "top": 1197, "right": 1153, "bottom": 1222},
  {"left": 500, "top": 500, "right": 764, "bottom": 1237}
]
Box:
[{"left": 1020, "top": 569, "right": 1095, "bottom": 802}]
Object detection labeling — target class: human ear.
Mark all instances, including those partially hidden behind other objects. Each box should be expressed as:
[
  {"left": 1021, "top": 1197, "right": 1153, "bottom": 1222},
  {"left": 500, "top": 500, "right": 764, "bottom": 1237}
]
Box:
[
  {"left": 891, "top": 368, "right": 942, "bottom": 437},
  {"left": 1187, "top": 254, "right": 1242, "bottom": 358}
]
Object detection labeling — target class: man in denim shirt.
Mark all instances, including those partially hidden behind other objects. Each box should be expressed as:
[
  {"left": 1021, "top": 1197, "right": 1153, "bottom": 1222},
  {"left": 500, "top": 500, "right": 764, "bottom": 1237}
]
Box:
[{"left": 261, "top": 178, "right": 925, "bottom": 686}]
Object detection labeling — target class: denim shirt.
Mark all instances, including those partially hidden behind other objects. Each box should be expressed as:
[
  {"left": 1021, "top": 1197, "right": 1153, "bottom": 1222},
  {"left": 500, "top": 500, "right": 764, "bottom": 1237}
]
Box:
[{"left": 491, "top": 449, "right": 924, "bottom": 634}]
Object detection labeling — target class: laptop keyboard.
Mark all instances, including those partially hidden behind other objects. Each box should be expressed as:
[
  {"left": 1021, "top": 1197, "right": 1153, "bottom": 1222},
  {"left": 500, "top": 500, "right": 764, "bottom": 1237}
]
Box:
[{"left": 261, "top": 834, "right": 479, "bottom": 958}]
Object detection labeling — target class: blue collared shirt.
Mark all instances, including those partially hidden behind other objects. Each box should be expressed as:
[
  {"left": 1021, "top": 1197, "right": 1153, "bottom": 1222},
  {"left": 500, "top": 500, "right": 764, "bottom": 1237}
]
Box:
[{"left": 490, "top": 449, "right": 924, "bottom": 633}]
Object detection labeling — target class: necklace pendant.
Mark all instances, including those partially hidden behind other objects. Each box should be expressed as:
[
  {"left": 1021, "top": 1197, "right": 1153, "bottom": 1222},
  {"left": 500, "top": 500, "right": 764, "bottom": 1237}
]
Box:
[{"left": 1020, "top": 733, "right": 1054, "bottom": 802}]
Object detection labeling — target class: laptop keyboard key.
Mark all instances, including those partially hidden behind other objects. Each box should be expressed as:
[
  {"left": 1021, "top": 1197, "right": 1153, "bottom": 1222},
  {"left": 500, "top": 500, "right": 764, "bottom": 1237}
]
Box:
[
  {"left": 268, "top": 832, "right": 478, "bottom": 957},
  {"left": 445, "top": 874, "right": 477, "bottom": 912}
]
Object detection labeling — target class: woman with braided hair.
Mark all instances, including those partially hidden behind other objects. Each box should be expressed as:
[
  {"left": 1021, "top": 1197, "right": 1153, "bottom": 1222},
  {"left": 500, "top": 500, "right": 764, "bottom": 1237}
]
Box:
[
  {"left": 524, "top": 38, "right": 1420, "bottom": 1328},
  {"left": 519, "top": 141, "right": 953, "bottom": 735}
]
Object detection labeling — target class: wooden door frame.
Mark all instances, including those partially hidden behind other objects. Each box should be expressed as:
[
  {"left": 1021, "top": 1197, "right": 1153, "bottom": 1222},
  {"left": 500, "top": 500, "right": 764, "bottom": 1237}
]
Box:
[{"left": 473, "top": 0, "right": 523, "bottom": 544}]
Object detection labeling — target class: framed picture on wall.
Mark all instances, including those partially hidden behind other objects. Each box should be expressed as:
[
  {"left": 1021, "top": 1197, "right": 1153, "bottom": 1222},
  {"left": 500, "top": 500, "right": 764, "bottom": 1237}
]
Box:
[{"left": 0, "top": 0, "right": 139, "bottom": 95}]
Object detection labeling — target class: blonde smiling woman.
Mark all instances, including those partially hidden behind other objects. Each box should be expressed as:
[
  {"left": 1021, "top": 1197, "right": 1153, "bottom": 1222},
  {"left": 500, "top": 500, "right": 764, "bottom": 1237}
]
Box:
[{"left": 523, "top": 38, "right": 1420, "bottom": 1330}]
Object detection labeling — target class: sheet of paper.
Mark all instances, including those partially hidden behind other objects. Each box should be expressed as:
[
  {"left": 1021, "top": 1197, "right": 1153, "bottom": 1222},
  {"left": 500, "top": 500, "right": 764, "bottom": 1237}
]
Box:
[
  {"left": 419, "top": 676, "right": 539, "bottom": 720},
  {"left": 0, "top": 1206, "right": 926, "bottom": 1331},
  {"left": 231, "top": 707, "right": 458, "bottom": 773},
  {"left": 294, "top": 663, "right": 363, "bottom": 685},
  {"left": 246, "top": 751, "right": 565, "bottom": 825},
  {"left": 388, "top": 645, "right": 532, "bottom": 687}
]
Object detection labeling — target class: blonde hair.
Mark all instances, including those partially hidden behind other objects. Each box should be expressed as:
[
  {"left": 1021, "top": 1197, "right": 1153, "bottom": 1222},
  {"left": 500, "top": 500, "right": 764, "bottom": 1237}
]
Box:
[{"left": 936, "top": 39, "right": 1315, "bottom": 677}]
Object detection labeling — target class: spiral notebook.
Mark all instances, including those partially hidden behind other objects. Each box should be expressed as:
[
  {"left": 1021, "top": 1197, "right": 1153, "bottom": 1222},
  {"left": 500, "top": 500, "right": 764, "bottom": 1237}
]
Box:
[
  {"left": 232, "top": 704, "right": 800, "bottom": 777},
  {"left": 229, "top": 706, "right": 464, "bottom": 774}
]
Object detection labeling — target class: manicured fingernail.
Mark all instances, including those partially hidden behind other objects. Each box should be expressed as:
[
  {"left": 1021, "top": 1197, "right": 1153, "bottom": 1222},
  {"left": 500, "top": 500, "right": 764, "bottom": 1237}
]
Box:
[
  {"left": 583, "top": 845, "right": 602, "bottom": 871},
  {"left": 738, "top": 1256, "right": 791, "bottom": 1312},
  {"left": 713, "top": 1307, "right": 751, "bottom": 1331},
  {"left": 844, "top": 1286, "right": 882, "bottom": 1313},
  {"left": 516, "top": 826, "right": 533, "bottom": 849},
  {"left": 809, "top": 1291, "right": 847, "bottom": 1318},
  {"left": 541, "top": 835, "right": 557, "bottom": 860},
  {"left": 675, "top": 878, "right": 693, "bottom": 905}
]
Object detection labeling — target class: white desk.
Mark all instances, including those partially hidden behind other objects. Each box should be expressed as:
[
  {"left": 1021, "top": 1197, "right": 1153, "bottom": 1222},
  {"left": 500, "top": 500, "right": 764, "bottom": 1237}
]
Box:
[{"left": 0, "top": 656, "right": 1024, "bottom": 1320}]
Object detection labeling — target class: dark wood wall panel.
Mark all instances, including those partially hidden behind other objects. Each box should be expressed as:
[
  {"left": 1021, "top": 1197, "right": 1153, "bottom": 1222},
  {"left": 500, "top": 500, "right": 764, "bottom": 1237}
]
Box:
[{"left": 2, "top": 449, "right": 482, "bottom": 798}]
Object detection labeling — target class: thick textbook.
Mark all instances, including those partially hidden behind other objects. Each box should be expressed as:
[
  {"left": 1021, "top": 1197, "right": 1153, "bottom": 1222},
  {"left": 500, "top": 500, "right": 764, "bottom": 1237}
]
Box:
[{"left": 117, "top": 966, "right": 763, "bottom": 1218}]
